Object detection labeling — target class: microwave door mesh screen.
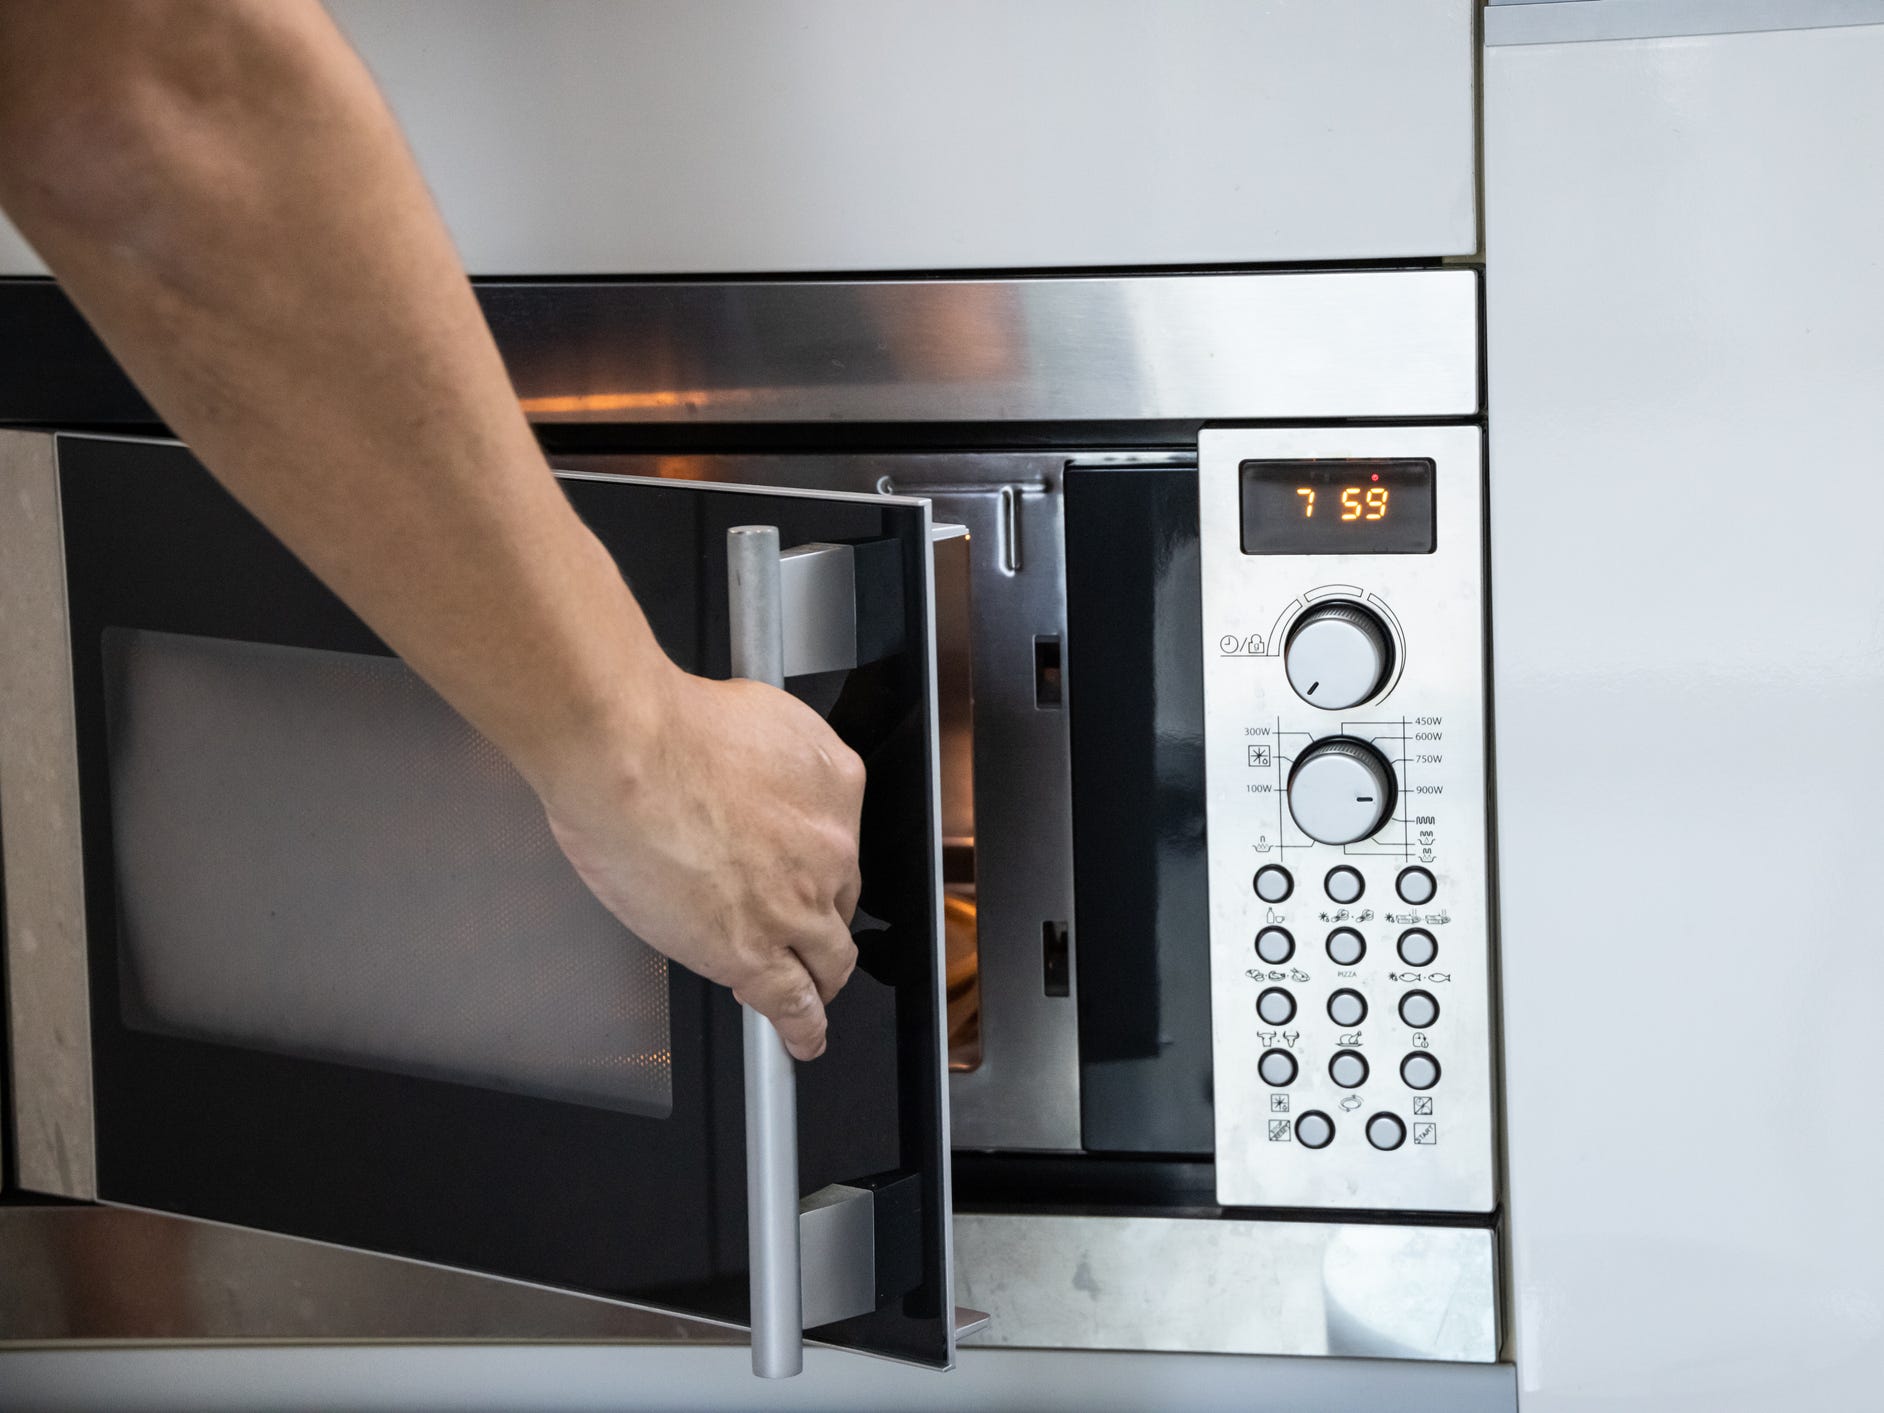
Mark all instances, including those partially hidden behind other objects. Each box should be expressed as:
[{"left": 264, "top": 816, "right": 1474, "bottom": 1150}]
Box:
[{"left": 101, "top": 628, "right": 672, "bottom": 1117}]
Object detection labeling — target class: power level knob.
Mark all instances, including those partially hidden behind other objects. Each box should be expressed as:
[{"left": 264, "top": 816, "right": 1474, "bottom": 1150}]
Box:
[
  {"left": 1287, "top": 737, "right": 1396, "bottom": 845},
  {"left": 1284, "top": 603, "right": 1393, "bottom": 710}
]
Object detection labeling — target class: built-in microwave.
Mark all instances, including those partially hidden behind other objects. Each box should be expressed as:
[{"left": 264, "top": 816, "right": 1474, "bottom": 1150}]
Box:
[{"left": 0, "top": 269, "right": 1502, "bottom": 1372}]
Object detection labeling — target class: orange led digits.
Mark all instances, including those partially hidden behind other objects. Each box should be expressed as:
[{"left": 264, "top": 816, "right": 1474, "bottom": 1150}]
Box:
[{"left": 1239, "top": 458, "right": 1434, "bottom": 555}]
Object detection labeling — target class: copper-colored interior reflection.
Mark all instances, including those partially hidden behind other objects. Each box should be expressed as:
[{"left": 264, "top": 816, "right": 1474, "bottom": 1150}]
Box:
[{"left": 945, "top": 891, "right": 980, "bottom": 1070}]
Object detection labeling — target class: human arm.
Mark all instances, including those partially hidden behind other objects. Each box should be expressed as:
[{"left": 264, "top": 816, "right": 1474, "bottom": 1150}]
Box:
[{"left": 0, "top": 0, "right": 859, "bottom": 1058}]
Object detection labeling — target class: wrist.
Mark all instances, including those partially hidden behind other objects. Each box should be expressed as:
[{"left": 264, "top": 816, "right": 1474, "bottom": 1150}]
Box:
[{"left": 506, "top": 532, "right": 685, "bottom": 816}]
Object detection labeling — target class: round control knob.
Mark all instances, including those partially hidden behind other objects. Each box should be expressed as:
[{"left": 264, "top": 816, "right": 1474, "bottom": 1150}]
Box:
[
  {"left": 1257, "top": 988, "right": 1297, "bottom": 1025},
  {"left": 1255, "top": 927, "right": 1295, "bottom": 964},
  {"left": 1285, "top": 603, "right": 1393, "bottom": 711},
  {"left": 1258, "top": 1048, "right": 1298, "bottom": 1087},
  {"left": 1287, "top": 738, "right": 1396, "bottom": 846}
]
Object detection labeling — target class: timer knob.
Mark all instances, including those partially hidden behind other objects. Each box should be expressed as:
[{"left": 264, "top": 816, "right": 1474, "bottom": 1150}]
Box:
[
  {"left": 1288, "top": 737, "right": 1397, "bottom": 846},
  {"left": 1284, "top": 602, "right": 1393, "bottom": 711}
]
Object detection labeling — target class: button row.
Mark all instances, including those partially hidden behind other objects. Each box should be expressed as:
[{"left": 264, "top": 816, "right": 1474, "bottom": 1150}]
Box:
[
  {"left": 1287, "top": 1110, "right": 1416, "bottom": 1151},
  {"left": 1260, "top": 1046, "right": 1440, "bottom": 1091},
  {"left": 1259, "top": 988, "right": 1382, "bottom": 1027},
  {"left": 1253, "top": 864, "right": 1438, "bottom": 906},
  {"left": 1254, "top": 925, "right": 1440, "bottom": 969}
]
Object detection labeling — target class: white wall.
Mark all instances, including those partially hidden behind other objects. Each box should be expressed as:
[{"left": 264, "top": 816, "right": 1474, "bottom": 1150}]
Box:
[
  {"left": 0, "top": 0, "right": 1476, "bottom": 276},
  {"left": 1487, "top": 10, "right": 1884, "bottom": 1411}
]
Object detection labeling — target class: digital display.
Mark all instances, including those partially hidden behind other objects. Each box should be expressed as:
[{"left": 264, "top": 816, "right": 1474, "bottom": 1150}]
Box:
[{"left": 1239, "top": 458, "right": 1436, "bottom": 555}]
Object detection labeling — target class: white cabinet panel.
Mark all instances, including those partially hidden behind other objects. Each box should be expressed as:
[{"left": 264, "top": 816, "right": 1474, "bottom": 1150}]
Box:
[
  {"left": 0, "top": 1, "right": 1476, "bottom": 276},
  {"left": 1487, "top": 17, "right": 1884, "bottom": 1413}
]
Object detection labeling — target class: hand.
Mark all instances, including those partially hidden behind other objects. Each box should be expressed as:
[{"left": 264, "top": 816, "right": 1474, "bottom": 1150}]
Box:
[{"left": 541, "top": 666, "right": 866, "bottom": 1060}]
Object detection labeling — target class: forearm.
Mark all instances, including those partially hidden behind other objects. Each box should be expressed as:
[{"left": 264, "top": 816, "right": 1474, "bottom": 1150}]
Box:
[{"left": 0, "top": 0, "right": 669, "bottom": 797}]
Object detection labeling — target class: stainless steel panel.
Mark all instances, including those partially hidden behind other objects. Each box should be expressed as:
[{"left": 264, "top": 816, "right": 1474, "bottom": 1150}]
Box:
[
  {"left": 953, "top": 1214, "right": 1498, "bottom": 1362},
  {"left": 558, "top": 453, "right": 1086, "bottom": 1153},
  {"left": 498, "top": 272, "right": 1480, "bottom": 425},
  {"left": 1198, "top": 427, "right": 1495, "bottom": 1213},
  {"left": 0, "top": 1206, "right": 731, "bottom": 1344},
  {"left": 0, "top": 431, "right": 96, "bottom": 1200},
  {"left": 0, "top": 1205, "right": 1497, "bottom": 1367}
]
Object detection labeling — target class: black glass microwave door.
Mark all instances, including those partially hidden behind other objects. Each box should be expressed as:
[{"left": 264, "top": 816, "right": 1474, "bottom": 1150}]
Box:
[{"left": 55, "top": 435, "right": 950, "bottom": 1368}]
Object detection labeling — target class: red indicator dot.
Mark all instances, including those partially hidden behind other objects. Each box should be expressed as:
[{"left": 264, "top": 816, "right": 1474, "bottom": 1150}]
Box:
[{"left": 1371, "top": 473, "right": 1380, "bottom": 482}]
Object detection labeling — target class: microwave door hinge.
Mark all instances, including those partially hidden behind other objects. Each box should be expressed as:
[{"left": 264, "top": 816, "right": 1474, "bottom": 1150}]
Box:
[
  {"left": 778, "top": 537, "right": 927, "bottom": 677},
  {"left": 776, "top": 542, "right": 859, "bottom": 676},
  {"left": 797, "top": 1184, "right": 877, "bottom": 1329}
]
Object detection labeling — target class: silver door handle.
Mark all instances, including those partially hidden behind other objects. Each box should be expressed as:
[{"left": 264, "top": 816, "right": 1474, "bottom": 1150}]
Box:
[{"left": 726, "top": 525, "right": 805, "bottom": 1380}]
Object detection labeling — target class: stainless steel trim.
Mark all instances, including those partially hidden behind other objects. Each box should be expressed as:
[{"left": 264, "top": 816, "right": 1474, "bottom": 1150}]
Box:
[
  {"left": 0, "top": 430, "right": 96, "bottom": 1200},
  {"left": 1486, "top": 0, "right": 1884, "bottom": 45},
  {"left": 953, "top": 1308, "right": 991, "bottom": 1342},
  {"left": 0, "top": 1205, "right": 1494, "bottom": 1365},
  {"left": 502, "top": 271, "right": 1480, "bottom": 424},
  {"left": 796, "top": 1185, "right": 875, "bottom": 1331},
  {"left": 0, "top": 1205, "right": 736, "bottom": 1344},
  {"left": 726, "top": 525, "right": 804, "bottom": 1380},
  {"left": 952, "top": 1214, "right": 1499, "bottom": 1363}
]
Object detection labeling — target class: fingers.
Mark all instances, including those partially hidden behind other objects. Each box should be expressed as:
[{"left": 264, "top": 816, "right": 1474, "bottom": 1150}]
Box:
[
  {"left": 734, "top": 958, "right": 830, "bottom": 1062},
  {"left": 796, "top": 913, "right": 859, "bottom": 1005}
]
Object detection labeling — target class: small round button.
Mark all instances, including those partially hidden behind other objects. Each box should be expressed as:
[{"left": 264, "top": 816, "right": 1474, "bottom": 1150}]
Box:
[
  {"left": 1366, "top": 1112, "right": 1407, "bottom": 1151},
  {"left": 1399, "top": 990, "right": 1440, "bottom": 1029},
  {"left": 1255, "top": 927, "right": 1295, "bottom": 964},
  {"left": 1329, "top": 1049, "right": 1369, "bottom": 1088},
  {"left": 1254, "top": 866, "right": 1294, "bottom": 903},
  {"left": 1257, "top": 988, "right": 1297, "bottom": 1025},
  {"left": 1396, "top": 866, "right": 1437, "bottom": 905},
  {"left": 1325, "top": 927, "right": 1366, "bottom": 966},
  {"left": 1401, "top": 1053, "right": 1442, "bottom": 1090},
  {"left": 1258, "top": 1048, "right": 1298, "bottom": 1087},
  {"left": 1397, "top": 928, "right": 1438, "bottom": 968},
  {"left": 1324, "top": 866, "right": 1365, "bottom": 905},
  {"left": 1294, "top": 1111, "right": 1335, "bottom": 1149},
  {"left": 1327, "top": 988, "right": 1368, "bottom": 1027}
]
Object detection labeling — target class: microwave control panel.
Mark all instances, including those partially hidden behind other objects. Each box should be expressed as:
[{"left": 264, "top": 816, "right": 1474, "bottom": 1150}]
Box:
[{"left": 1197, "top": 426, "right": 1494, "bottom": 1213}]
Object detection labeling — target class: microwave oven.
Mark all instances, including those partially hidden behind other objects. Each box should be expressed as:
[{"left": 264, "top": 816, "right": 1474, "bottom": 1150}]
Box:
[{"left": 0, "top": 269, "right": 1500, "bottom": 1372}]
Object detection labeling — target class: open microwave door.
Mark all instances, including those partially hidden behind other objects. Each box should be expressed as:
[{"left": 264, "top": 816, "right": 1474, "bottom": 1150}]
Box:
[{"left": 0, "top": 431, "right": 955, "bottom": 1370}]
